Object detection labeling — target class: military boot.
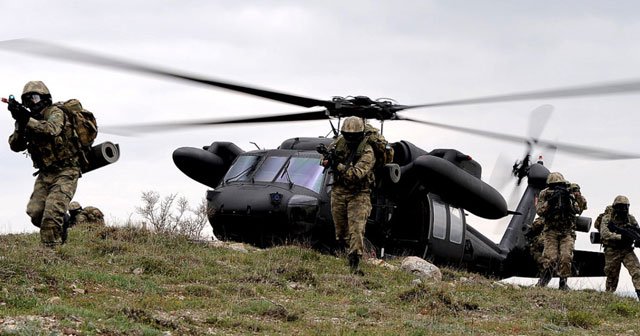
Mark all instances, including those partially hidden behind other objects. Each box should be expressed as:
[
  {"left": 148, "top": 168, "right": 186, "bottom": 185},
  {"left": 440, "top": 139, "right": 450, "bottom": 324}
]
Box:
[
  {"left": 559, "top": 277, "right": 570, "bottom": 291},
  {"left": 40, "top": 227, "right": 62, "bottom": 248},
  {"left": 536, "top": 269, "right": 552, "bottom": 287},
  {"left": 61, "top": 213, "right": 71, "bottom": 244},
  {"left": 348, "top": 253, "right": 364, "bottom": 276}
]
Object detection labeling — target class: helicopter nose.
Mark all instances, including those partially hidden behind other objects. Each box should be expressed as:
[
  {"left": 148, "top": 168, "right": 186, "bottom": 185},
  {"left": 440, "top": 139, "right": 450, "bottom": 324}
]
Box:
[{"left": 207, "top": 186, "right": 320, "bottom": 245}]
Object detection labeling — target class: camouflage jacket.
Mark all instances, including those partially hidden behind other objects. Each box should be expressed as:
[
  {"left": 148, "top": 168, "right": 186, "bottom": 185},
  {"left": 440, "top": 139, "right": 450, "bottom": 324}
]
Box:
[
  {"left": 8, "top": 105, "right": 79, "bottom": 171},
  {"left": 330, "top": 137, "right": 376, "bottom": 191},
  {"left": 75, "top": 206, "right": 105, "bottom": 226},
  {"left": 536, "top": 187, "right": 579, "bottom": 231},
  {"left": 573, "top": 191, "right": 588, "bottom": 214},
  {"left": 600, "top": 213, "right": 639, "bottom": 249}
]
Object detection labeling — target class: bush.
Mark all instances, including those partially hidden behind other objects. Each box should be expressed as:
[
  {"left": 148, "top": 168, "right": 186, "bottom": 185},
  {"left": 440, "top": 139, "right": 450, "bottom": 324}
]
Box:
[{"left": 135, "top": 191, "right": 209, "bottom": 239}]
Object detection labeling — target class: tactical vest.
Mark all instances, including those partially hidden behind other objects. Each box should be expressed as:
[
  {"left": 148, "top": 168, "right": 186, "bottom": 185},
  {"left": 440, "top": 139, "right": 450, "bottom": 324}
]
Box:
[
  {"left": 26, "top": 105, "right": 79, "bottom": 170},
  {"left": 333, "top": 136, "right": 375, "bottom": 190}
]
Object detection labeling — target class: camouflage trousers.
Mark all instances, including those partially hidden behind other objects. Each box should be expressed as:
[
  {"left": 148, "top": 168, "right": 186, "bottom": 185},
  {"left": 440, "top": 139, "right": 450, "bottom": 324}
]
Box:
[
  {"left": 528, "top": 235, "right": 545, "bottom": 272},
  {"left": 26, "top": 167, "right": 80, "bottom": 246},
  {"left": 540, "top": 229, "right": 575, "bottom": 277},
  {"left": 604, "top": 247, "right": 640, "bottom": 292},
  {"left": 331, "top": 186, "right": 372, "bottom": 257}
]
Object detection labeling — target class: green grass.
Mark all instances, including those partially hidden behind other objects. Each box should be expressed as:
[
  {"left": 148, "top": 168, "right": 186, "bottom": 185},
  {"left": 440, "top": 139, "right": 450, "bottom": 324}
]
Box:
[{"left": 0, "top": 224, "right": 639, "bottom": 335}]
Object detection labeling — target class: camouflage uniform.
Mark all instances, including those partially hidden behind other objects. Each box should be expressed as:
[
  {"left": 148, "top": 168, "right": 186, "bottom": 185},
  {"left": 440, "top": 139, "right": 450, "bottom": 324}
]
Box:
[
  {"left": 8, "top": 81, "right": 81, "bottom": 247},
  {"left": 570, "top": 183, "right": 588, "bottom": 214},
  {"left": 526, "top": 216, "right": 546, "bottom": 273},
  {"left": 326, "top": 117, "right": 376, "bottom": 274},
  {"left": 536, "top": 172, "right": 580, "bottom": 289},
  {"left": 70, "top": 202, "right": 105, "bottom": 227},
  {"left": 599, "top": 196, "right": 640, "bottom": 296}
]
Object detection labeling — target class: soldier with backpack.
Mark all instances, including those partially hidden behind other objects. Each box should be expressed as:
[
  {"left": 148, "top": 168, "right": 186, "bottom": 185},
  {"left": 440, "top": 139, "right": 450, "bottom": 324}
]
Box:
[
  {"left": 321, "top": 116, "right": 390, "bottom": 275},
  {"left": 599, "top": 196, "right": 640, "bottom": 299},
  {"left": 7, "top": 81, "right": 96, "bottom": 247},
  {"left": 535, "top": 172, "right": 582, "bottom": 290}
]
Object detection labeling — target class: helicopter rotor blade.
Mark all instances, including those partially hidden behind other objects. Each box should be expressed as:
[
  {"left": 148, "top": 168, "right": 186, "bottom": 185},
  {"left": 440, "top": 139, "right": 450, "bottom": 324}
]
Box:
[
  {"left": 399, "top": 116, "right": 640, "bottom": 160},
  {"left": 0, "top": 38, "right": 332, "bottom": 109},
  {"left": 528, "top": 104, "right": 553, "bottom": 140},
  {"left": 399, "top": 80, "right": 640, "bottom": 110},
  {"left": 101, "top": 109, "right": 329, "bottom": 135}
]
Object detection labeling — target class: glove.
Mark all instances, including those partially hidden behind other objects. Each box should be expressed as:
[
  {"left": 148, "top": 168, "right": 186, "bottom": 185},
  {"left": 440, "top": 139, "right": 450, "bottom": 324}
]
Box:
[{"left": 8, "top": 100, "right": 30, "bottom": 125}]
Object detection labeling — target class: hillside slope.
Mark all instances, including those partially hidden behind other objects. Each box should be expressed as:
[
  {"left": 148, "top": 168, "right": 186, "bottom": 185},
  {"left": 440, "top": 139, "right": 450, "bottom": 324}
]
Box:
[{"left": 0, "top": 224, "right": 638, "bottom": 335}]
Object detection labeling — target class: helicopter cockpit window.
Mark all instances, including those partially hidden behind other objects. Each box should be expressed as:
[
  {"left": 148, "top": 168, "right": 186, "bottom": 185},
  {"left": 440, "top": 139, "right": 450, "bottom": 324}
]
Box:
[
  {"left": 254, "top": 156, "right": 289, "bottom": 182},
  {"left": 275, "top": 157, "right": 324, "bottom": 193},
  {"left": 432, "top": 200, "right": 447, "bottom": 240},
  {"left": 449, "top": 206, "right": 463, "bottom": 244},
  {"left": 223, "top": 155, "right": 260, "bottom": 183}
]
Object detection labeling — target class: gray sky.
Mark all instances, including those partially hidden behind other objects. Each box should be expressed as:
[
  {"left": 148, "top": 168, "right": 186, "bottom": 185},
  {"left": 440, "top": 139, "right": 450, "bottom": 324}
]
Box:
[{"left": 2, "top": 1, "right": 640, "bottom": 291}]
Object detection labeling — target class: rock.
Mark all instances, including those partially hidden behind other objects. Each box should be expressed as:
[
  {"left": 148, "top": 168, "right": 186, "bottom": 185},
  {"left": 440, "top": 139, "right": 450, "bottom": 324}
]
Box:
[
  {"left": 133, "top": 267, "right": 144, "bottom": 275},
  {"left": 366, "top": 258, "right": 399, "bottom": 271},
  {"left": 47, "top": 296, "right": 62, "bottom": 304},
  {"left": 228, "top": 243, "right": 248, "bottom": 253},
  {"left": 400, "top": 256, "right": 442, "bottom": 282}
]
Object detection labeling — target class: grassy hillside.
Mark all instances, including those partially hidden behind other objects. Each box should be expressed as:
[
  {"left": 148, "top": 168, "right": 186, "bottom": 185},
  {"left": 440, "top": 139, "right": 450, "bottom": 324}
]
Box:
[{"left": 0, "top": 224, "right": 639, "bottom": 335}]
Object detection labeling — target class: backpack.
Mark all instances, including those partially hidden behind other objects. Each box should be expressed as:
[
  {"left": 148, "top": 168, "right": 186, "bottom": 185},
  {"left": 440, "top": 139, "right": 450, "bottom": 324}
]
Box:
[
  {"left": 54, "top": 99, "right": 98, "bottom": 169},
  {"left": 594, "top": 205, "right": 613, "bottom": 231},
  {"left": 363, "top": 123, "right": 394, "bottom": 168}
]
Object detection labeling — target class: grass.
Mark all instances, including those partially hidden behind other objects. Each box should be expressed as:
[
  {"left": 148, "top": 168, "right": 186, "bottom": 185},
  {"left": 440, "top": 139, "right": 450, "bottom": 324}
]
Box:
[{"left": 0, "top": 224, "right": 639, "bottom": 335}]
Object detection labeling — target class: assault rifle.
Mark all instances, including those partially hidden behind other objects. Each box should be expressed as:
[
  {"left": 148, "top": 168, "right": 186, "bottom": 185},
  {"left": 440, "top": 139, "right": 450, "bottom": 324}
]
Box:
[
  {"left": 2, "top": 95, "right": 31, "bottom": 132},
  {"left": 607, "top": 222, "right": 640, "bottom": 248},
  {"left": 316, "top": 143, "right": 338, "bottom": 172}
]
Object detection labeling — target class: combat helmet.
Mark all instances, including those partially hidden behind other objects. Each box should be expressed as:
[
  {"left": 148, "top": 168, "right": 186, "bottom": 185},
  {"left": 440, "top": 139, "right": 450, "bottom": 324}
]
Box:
[
  {"left": 613, "top": 195, "right": 630, "bottom": 205},
  {"left": 69, "top": 201, "right": 82, "bottom": 212},
  {"left": 546, "top": 172, "right": 566, "bottom": 185},
  {"left": 21, "top": 81, "right": 52, "bottom": 112},
  {"left": 22, "top": 81, "right": 50, "bottom": 95},
  {"left": 341, "top": 116, "right": 365, "bottom": 143}
]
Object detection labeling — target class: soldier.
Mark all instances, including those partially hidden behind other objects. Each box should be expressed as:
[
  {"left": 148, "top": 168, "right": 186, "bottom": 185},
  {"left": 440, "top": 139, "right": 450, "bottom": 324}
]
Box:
[
  {"left": 68, "top": 201, "right": 105, "bottom": 227},
  {"left": 570, "top": 183, "right": 588, "bottom": 214},
  {"left": 599, "top": 195, "right": 640, "bottom": 299},
  {"left": 526, "top": 216, "right": 547, "bottom": 284},
  {"left": 322, "top": 116, "right": 376, "bottom": 275},
  {"left": 8, "top": 81, "right": 82, "bottom": 247},
  {"left": 536, "top": 172, "right": 581, "bottom": 290}
]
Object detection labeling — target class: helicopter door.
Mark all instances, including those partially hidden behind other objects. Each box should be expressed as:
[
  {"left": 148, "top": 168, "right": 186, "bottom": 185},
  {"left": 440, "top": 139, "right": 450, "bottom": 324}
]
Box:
[{"left": 423, "top": 195, "right": 466, "bottom": 263}]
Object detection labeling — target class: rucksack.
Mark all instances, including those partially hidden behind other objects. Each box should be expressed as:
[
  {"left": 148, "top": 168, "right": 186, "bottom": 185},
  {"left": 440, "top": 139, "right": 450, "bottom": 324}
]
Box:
[
  {"left": 594, "top": 206, "right": 613, "bottom": 231},
  {"left": 54, "top": 99, "right": 98, "bottom": 169},
  {"left": 363, "top": 123, "right": 394, "bottom": 168}
]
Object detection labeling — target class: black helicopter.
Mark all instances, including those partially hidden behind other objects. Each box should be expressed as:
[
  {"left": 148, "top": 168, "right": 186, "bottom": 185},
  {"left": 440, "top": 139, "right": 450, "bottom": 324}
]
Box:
[{"left": 4, "top": 39, "right": 640, "bottom": 278}]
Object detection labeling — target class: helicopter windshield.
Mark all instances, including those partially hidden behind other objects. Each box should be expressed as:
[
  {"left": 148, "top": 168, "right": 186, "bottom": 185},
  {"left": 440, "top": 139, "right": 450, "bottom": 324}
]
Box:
[
  {"left": 254, "top": 156, "right": 289, "bottom": 182},
  {"left": 224, "top": 154, "right": 325, "bottom": 193},
  {"left": 223, "top": 155, "right": 260, "bottom": 183},
  {"left": 275, "top": 157, "right": 325, "bottom": 193}
]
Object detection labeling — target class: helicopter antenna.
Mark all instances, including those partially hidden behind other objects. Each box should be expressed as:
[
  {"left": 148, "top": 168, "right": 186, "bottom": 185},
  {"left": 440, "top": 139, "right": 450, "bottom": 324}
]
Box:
[
  {"left": 328, "top": 119, "right": 339, "bottom": 138},
  {"left": 250, "top": 142, "right": 261, "bottom": 150}
]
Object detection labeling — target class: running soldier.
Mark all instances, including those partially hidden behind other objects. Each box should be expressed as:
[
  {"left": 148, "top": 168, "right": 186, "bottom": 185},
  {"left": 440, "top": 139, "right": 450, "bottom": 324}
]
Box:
[
  {"left": 599, "top": 195, "right": 640, "bottom": 299},
  {"left": 536, "top": 172, "right": 581, "bottom": 290},
  {"left": 8, "top": 81, "right": 82, "bottom": 247},
  {"left": 322, "top": 116, "right": 376, "bottom": 275}
]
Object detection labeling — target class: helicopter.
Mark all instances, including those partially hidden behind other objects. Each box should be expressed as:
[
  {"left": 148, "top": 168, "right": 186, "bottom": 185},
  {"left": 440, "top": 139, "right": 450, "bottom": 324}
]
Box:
[{"left": 3, "top": 39, "right": 640, "bottom": 278}]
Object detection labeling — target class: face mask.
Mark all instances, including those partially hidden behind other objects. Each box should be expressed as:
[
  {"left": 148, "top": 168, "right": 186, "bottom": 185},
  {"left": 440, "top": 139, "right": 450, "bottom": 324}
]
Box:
[{"left": 22, "top": 93, "right": 41, "bottom": 108}]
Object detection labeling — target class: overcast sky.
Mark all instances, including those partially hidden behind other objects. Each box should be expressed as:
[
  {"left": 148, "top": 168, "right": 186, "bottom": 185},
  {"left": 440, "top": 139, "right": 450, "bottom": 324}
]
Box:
[{"left": 2, "top": 1, "right": 640, "bottom": 291}]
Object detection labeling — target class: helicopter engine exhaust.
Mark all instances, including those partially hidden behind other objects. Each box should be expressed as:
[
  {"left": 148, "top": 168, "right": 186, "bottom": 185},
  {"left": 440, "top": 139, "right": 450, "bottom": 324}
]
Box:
[{"left": 82, "top": 141, "right": 120, "bottom": 173}]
